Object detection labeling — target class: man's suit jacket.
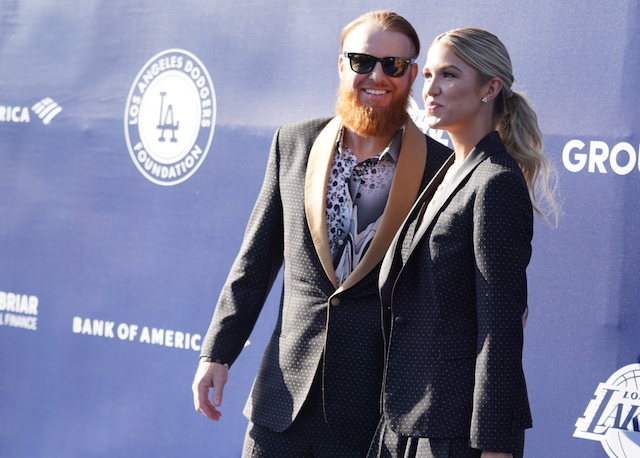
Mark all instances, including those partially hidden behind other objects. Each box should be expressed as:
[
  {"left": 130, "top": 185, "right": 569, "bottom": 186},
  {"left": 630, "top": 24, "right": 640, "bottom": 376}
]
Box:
[
  {"left": 379, "top": 132, "right": 533, "bottom": 454},
  {"left": 200, "top": 116, "right": 452, "bottom": 445}
]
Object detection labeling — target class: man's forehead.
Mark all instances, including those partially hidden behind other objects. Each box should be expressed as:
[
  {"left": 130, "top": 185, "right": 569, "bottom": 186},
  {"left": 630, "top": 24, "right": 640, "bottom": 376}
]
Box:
[{"left": 342, "top": 23, "right": 412, "bottom": 55}]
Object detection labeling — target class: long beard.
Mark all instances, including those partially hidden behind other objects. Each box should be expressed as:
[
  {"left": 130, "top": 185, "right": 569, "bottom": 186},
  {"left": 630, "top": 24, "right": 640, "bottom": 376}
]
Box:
[{"left": 335, "top": 82, "right": 411, "bottom": 138}]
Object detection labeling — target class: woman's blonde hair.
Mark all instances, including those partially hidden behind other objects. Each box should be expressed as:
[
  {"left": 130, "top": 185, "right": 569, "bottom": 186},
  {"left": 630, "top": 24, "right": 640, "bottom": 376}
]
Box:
[{"left": 433, "top": 28, "right": 559, "bottom": 223}]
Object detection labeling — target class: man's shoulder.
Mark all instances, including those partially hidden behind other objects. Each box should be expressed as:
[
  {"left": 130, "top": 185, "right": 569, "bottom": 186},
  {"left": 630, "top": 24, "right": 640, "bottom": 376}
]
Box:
[
  {"left": 278, "top": 117, "right": 334, "bottom": 137},
  {"left": 424, "top": 135, "right": 452, "bottom": 154},
  {"left": 424, "top": 134, "right": 453, "bottom": 165}
]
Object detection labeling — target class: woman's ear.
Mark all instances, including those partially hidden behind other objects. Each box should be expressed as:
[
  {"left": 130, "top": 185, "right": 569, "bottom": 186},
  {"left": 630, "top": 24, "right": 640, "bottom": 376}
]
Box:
[{"left": 482, "top": 77, "right": 503, "bottom": 102}]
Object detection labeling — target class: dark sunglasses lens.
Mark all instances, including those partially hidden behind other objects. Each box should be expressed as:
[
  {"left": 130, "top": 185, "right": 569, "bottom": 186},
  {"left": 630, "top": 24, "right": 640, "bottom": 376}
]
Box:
[
  {"left": 350, "top": 54, "right": 376, "bottom": 74},
  {"left": 348, "top": 53, "right": 409, "bottom": 77},
  {"left": 382, "top": 58, "right": 406, "bottom": 77}
]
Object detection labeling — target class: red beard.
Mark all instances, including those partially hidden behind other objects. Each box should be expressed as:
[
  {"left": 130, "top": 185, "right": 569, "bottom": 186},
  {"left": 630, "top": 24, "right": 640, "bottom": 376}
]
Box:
[{"left": 335, "top": 82, "right": 411, "bottom": 138}]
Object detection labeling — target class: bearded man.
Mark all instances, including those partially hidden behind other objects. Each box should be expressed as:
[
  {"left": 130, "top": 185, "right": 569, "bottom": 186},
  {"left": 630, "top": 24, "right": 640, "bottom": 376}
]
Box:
[{"left": 192, "top": 10, "right": 451, "bottom": 457}]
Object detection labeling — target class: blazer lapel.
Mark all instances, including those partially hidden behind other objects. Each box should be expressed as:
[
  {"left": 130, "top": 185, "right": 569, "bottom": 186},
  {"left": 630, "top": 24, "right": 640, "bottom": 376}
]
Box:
[
  {"left": 305, "top": 117, "right": 342, "bottom": 289},
  {"left": 379, "top": 152, "right": 454, "bottom": 294},
  {"left": 410, "top": 133, "right": 504, "bottom": 253},
  {"left": 304, "top": 117, "right": 428, "bottom": 292}
]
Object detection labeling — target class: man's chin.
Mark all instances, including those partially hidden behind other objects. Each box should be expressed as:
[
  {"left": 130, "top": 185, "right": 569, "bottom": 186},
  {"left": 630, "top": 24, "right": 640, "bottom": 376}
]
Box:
[
  {"left": 336, "top": 86, "right": 411, "bottom": 138},
  {"left": 358, "top": 96, "right": 391, "bottom": 109}
]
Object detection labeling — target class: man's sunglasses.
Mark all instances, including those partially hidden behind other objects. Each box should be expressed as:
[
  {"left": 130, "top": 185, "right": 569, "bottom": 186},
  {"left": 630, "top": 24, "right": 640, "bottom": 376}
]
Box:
[{"left": 342, "top": 52, "right": 416, "bottom": 78}]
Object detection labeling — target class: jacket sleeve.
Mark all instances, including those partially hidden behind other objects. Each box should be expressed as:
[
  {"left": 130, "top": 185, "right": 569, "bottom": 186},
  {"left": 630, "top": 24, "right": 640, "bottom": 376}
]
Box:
[
  {"left": 199, "top": 127, "right": 285, "bottom": 367},
  {"left": 470, "top": 168, "right": 534, "bottom": 452}
]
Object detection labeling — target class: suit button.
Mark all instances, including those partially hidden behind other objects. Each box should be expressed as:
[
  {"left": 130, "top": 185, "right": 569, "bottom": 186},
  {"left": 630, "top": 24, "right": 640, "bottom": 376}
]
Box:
[
  {"left": 330, "top": 297, "right": 340, "bottom": 306},
  {"left": 394, "top": 316, "right": 405, "bottom": 325}
]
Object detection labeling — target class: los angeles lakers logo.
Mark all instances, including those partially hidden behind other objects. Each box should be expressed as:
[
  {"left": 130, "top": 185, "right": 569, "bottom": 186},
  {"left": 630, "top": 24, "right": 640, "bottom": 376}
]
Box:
[
  {"left": 124, "top": 49, "right": 216, "bottom": 185},
  {"left": 574, "top": 363, "right": 640, "bottom": 457}
]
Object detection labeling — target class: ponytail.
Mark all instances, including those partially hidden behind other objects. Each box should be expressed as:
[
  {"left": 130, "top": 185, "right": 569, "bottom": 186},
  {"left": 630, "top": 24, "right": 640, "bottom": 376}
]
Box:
[{"left": 498, "top": 90, "right": 559, "bottom": 225}]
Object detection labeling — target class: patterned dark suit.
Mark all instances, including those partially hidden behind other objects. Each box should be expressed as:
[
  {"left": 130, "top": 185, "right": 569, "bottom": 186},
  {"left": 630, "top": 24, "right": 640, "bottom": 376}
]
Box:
[
  {"left": 199, "top": 116, "right": 452, "bottom": 454},
  {"left": 374, "top": 132, "right": 533, "bottom": 457}
]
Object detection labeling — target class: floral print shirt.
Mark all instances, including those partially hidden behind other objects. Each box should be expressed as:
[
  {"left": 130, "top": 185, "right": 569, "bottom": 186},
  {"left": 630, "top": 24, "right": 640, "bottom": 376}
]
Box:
[{"left": 326, "top": 127, "right": 402, "bottom": 286}]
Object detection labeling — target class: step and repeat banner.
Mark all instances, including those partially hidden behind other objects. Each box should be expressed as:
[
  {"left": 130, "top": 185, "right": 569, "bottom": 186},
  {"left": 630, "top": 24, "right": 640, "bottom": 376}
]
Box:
[{"left": 1, "top": 1, "right": 639, "bottom": 457}]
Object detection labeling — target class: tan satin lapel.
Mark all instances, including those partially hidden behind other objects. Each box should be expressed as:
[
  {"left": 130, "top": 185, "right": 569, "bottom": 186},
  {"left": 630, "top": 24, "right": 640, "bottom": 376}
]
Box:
[
  {"left": 337, "top": 119, "right": 427, "bottom": 293},
  {"left": 305, "top": 116, "right": 342, "bottom": 289}
]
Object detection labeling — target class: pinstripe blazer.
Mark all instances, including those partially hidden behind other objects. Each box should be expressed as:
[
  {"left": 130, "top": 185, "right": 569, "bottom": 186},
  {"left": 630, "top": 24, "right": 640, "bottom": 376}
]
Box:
[
  {"left": 200, "top": 116, "right": 452, "bottom": 445},
  {"left": 379, "top": 132, "right": 533, "bottom": 453}
]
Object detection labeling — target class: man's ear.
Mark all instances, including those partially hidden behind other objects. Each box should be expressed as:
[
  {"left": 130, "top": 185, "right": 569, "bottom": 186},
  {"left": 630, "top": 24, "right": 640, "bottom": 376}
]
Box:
[
  {"left": 408, "top": 62, "right": 419, "bottom": 86},
  {"left": 338, "top": 54, "right": 347, "bottom": 80}
]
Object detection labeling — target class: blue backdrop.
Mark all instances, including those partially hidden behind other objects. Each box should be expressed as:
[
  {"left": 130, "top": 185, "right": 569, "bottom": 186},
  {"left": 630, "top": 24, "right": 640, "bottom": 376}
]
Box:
[{"left": 1, "top": 1, "right": 639, "bottom": 457}]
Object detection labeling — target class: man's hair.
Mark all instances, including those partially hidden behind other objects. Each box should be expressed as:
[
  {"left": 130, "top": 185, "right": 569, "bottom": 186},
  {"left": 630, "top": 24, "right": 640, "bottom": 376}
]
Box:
[{"left": 340, "top": 11, "right": 420, "bottom": 58}]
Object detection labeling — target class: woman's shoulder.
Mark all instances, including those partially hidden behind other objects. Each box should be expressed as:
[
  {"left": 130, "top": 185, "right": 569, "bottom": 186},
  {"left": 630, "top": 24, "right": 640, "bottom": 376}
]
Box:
[{"left": 473, "top": 150, "right": 528, "bottom": 190}]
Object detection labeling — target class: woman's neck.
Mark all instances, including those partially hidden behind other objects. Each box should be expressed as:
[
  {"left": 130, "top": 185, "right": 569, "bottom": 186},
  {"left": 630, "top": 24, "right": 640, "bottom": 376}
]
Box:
[{"left": 448, "top": 122, "right": 495, "bottom": 162}]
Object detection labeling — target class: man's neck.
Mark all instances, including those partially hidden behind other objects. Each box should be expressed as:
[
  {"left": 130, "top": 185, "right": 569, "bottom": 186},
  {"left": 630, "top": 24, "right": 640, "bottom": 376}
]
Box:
[{"left": 342, "top": 128, "right": 395, "bottom": 162}]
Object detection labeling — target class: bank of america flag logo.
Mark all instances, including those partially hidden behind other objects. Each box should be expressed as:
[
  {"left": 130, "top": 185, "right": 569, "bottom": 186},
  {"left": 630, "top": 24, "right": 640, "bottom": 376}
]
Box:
[{"left": 31, "top": 98, "right": 62, "bottom": 125}]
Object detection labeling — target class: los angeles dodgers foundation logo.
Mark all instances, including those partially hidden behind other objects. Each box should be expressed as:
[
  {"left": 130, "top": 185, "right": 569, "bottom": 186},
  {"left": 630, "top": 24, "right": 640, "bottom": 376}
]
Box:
[
  {"left": 574, "top": 363, "right": 640, "bottom": 457},
  {"left": 124, "top": 49, "right": 216, "bottom": 185}
]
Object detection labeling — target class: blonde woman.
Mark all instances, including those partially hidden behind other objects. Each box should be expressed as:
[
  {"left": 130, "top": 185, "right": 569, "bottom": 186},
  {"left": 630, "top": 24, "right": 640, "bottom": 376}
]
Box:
[{"left": 371, "top": 28, "right": 557, "bottom": 458}]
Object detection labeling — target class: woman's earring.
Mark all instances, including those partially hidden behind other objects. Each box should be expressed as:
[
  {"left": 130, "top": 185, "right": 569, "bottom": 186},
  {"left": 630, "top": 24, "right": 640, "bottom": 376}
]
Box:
[{"left": 481, "top": 97, "right": 488, "bottom": 103}]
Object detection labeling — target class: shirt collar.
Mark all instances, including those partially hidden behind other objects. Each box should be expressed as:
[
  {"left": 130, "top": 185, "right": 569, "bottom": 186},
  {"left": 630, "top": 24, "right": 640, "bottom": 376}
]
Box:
[{"left": 337, "top": 124, "right": 405, "bottom": 164}]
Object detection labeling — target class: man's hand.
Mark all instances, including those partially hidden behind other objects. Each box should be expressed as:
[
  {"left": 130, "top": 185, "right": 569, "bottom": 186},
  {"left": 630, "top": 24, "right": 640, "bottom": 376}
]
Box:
[{"left": 192, "top": 361, "right": 229, "bottom": 421}]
